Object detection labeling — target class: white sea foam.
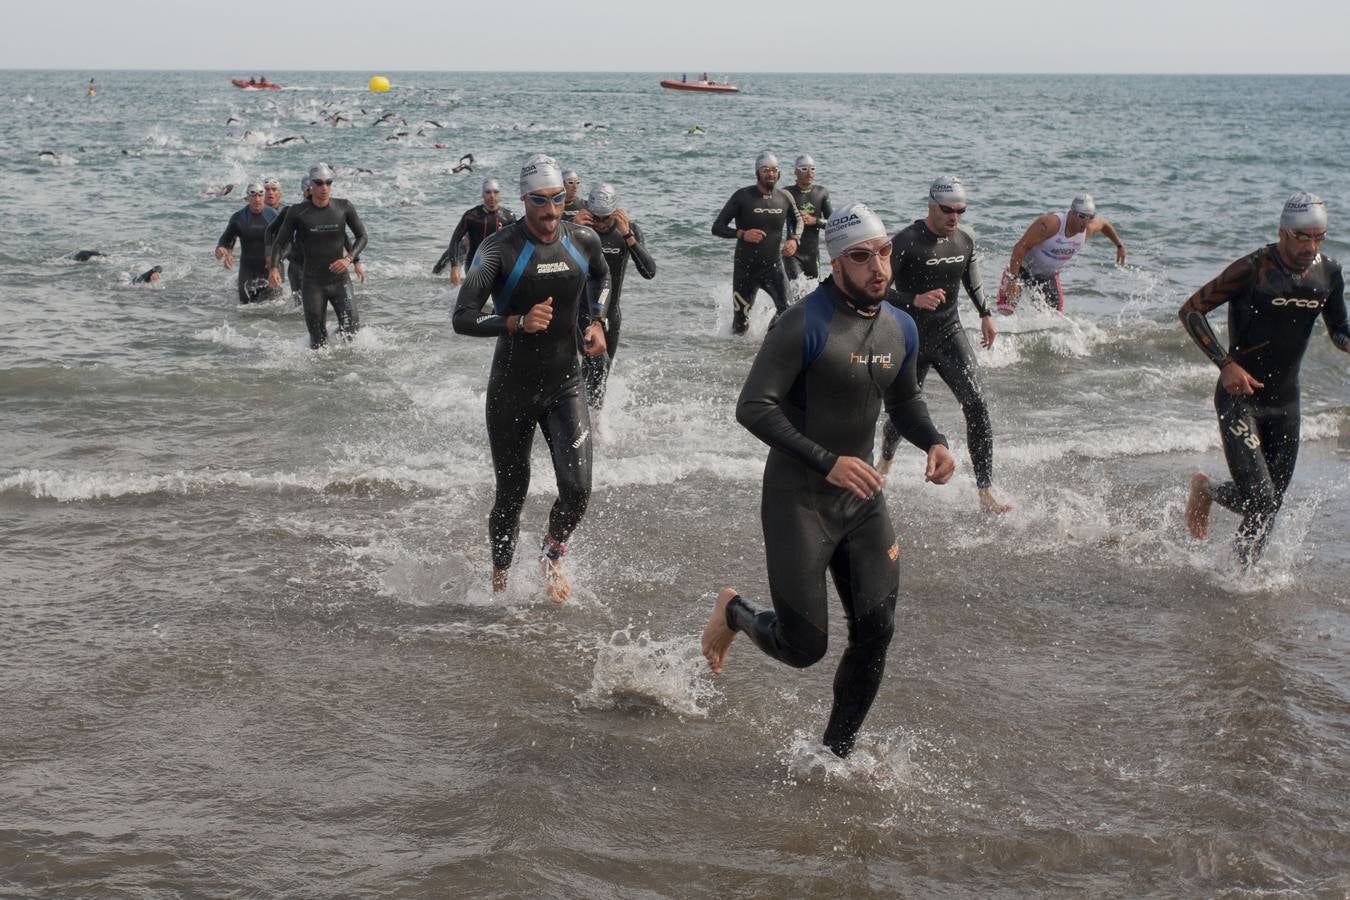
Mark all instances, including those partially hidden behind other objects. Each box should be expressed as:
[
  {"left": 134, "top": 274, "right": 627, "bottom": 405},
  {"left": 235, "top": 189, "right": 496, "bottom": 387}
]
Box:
[
  {"left": 579, "top": 627, "right": 718, "bottom": 717},
  {"left": 778, "top": 729, "right": 919, "bottom": 792}
]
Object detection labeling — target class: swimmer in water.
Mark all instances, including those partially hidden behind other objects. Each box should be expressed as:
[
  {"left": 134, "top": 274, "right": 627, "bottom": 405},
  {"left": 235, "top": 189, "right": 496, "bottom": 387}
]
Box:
[
  {"left": 1180, "top": 191, "right": 1349, "bottom": 566},
  {"left": 702, "top": 202, "right": 955, "bottom": 758},
  {"left": 451, "top": 153, "right": 611, "bottom": 603},
  {"left": 999, "top": 194, "right": 1126, "bottom": 313},
  {"left": 711, "top": 151, "right": 803, "bottom": 334},
  {"left": 216, "top": 182, "right": 278, "bottom": 303},
  {"left": 70, "top": 249, "right": 105, "bottom": 262},
  {"left": 133, "top": 265, "right": 163, "bottom": 284},
  {"left": 878, "top": 176, "right": 1010, "bottom": 514}
]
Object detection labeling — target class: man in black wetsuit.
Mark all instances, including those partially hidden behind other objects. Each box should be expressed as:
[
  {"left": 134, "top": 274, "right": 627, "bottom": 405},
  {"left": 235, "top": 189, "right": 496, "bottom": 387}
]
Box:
[
  {"left": 782, "top": 154, "right": 831, "bottom": 288},
  {"left": 561, "top": 169, "right": 584, "bottom": 220},
  {"left": 434, "top": 178, "right": 517, "bottom": 286},
  {"left": 1180, "top": 192, "right": 1349, "bottom": 566},
  {"left": 267, "top": 163, "right": 369, "bottom": 348},
  {"left": 712, "top": 151, "right": 803, "bottom": 334},
  {"left": 216, "top": 182, "right": 278, "bottom": 303},
  {"left": 701, "top": 203, "right": 956, "bottom": 758},
  {"left": 266, "top": 176, "right": 308, "bottom": 295},
  {"left": 571, "top": 183, "right": 657, "bottom": 410},
  {"left": 452, "top": 153, "right": 611, "bottom": 603},
  {"left": 878, "top": 175, "right": 1010, "bottom": 514}
]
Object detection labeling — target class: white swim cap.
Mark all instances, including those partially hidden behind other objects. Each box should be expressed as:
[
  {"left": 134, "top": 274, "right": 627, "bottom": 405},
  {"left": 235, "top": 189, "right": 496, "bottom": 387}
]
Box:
[
  {"left": 520, "top": 153, "right": 564, "bottom": 195},
  {"left": 299, "top": 176, "right": 311, "bottom": 193},
  {"left": 1280, "top": 191, "right": 1327, "bottom": 230},
  {"left": 587, "top": 183, "right": 619, "bottom": 216},
  {"left": 308, "top": 163, "right": 335, "bottom": 183},
  {"left": 262, "top": 176, "right": 280, "bottom": 188},
  {"left": 562, "top": 169, "right": 580, "bottom": 185},
  {"left": 1071, "top": 193, "right": 1096, "bottom": 216},
  {"left": 482, "top": 178, "right": 501, "bottom": 194},
  {"left": 245, "top": 182, "right": 264, "bottom": 196},
  {"left": 755, "top": 150, "right": 779, "bottom": 172},
  {"left": 928, "top": 175, "right": 966, "bottom": 207},
  {"left": 795, "top": 154, "right": 815, "bottom": 171},
  {"left": 825, "top": 203, "right": 888, "bottom": 260}
]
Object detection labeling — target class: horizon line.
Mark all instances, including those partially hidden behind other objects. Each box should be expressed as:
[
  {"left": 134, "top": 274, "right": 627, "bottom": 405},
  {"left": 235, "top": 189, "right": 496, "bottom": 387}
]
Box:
[{"left": 7, "top": 68, "right": 1350, "bottom": 77}]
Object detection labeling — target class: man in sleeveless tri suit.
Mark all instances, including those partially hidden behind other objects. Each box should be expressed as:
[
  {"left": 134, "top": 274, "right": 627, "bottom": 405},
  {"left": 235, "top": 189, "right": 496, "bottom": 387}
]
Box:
[{"left": 998, "top": 194, "right": 1126, "bottom": 313}]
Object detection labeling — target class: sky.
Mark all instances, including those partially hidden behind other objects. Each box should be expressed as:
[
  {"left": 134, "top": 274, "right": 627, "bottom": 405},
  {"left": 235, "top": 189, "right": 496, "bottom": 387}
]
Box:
[{"left": 5, "top": 0, "right": 1349, "bottom": 73}]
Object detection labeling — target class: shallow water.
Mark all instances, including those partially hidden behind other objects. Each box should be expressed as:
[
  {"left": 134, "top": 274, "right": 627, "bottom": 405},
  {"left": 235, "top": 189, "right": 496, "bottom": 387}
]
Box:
[{"left": 2, "top": 70, "right": 1348, "bottom": 897}]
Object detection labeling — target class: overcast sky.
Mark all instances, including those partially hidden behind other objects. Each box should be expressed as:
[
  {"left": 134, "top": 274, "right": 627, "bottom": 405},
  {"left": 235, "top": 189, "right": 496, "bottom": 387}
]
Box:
[{"left": 5, "top": 0, "right": 1349, "bottom": 73}]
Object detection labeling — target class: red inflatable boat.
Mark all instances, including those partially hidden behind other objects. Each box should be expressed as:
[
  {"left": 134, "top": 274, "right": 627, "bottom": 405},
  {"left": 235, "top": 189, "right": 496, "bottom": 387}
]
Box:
[{"left": 232, "top": 79, "right": 282, "bottom": 90}]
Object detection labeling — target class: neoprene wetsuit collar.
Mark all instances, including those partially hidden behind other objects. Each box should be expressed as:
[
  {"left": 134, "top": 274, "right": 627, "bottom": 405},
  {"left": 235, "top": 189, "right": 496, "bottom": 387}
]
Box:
[{"left": 822, "top": 275, "right": 880, "bottom": 318}]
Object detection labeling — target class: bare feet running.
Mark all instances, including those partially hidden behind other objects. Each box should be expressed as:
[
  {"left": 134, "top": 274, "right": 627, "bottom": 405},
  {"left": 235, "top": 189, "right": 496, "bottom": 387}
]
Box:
[
  {"left": 541, "top": 535, "right": 571, "bottom": 604},
  {"left": 492, "top": 567, "right": 508, "bottom": 593},
  {"left": 979, "top": 487, "right": 1013, "bottom": 514},
  {"left": 1185, "top": 473, "right": 1213, "bottom": 540},
  {"left": 702, "top": 588, "right": 739, "bottom": 674}
]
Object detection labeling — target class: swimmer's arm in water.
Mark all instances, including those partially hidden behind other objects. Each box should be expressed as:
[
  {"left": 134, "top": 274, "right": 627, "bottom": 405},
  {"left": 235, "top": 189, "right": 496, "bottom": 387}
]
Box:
[
  {"left": 1090, "top": 217, "right": 1127, "bottom": 265},
  {"left": 1323, "top": 265, "right": 1350, "bottom": 353},
  {"left": 711, "top": 192, "right": 741, "bottom": 240},
  {"left": 451, "top": 237, "right": 508, "bottom": 336},
  {"left": 735, "top": 313, "right": 836, "bottom": 475},
  {"left": 625, "top": 222, "right": 657, "bottom": 280},
  {"left": 882, "top": 321, "right": 948, "bottom": 463}
]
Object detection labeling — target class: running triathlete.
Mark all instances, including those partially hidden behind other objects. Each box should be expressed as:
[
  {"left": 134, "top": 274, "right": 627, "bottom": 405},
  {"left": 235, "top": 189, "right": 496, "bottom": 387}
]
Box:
[
  {"left": 571, "top": 183, "right": 658, "bottom": 409},
  {"left": 267, "top": 163, "right": 368, "bottom": 348},
  {"left": 999, "top": 193, "right": 1126, "bottom": 313},
  {"left": 451, "top": 154, "right": 611, "bottom": 603},
  {"left": 263, "top": 176, "right": 282, "bottom": 212},
  {"left": 1180, "top": 191, "right": 1349, "bottom": 566},
  {"left": 782, "top": 154, "right": 831, "bottom": 286},
  {"left": 562, "top": 169, "right": 584, "bottom": 220},
  {"left": 702, "top": 202, "right": 955, "bottom": 758},
  {"left": 879, "top": 176, "right": 1010, "bottom": 513},
  {"left": 711, "top": 151, "right": 803, "bottom": 334},
  {"left": 434, "top": 178, "right": 517, "bottom": 286},
  {"left": 216, "top": 182, "right": 278, "bottom": 303}
]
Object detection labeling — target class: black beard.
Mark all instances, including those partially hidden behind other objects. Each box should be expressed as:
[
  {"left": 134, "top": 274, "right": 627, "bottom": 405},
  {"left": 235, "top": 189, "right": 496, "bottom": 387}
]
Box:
[{"left": 839, "top": 266, "right": 885, "bottom": 308}]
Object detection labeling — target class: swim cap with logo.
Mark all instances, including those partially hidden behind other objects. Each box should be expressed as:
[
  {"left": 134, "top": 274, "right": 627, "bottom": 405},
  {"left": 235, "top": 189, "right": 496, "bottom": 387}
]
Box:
[
  {"left": 928, "top": 175, "right": 966, "bottom": 207},
  {"left": 755, "top": 150, "right": 779, "bottom": 171},
  {"left": 520, "top": 153, "right": 564, "bottom": 195},
  {"left": 795, "top": 154, "right": 815, "bottom": 171},
  {"left": 1280, "top": 191, "right": 1327, "bottom": 231},
  {"left": 825, "top": 203, "right": 888, "bottom": 260},
  {"left": 308, "top": 163, "right": 335, "bottom": 183},
  {"left": 245, "top": 182, "right": 264, "bottom": 196},
  {"left": 562, "top": 169, "right": 580, "bottom": 185},
  {"left": 1070, "top": 193, "right": 1096, "bottom": 216},
  {"left": 482, "top": 178, "right": 501, "bottom": 194},
  {"left": 587, "top": 183, "right": 619, "bottom": 216}
]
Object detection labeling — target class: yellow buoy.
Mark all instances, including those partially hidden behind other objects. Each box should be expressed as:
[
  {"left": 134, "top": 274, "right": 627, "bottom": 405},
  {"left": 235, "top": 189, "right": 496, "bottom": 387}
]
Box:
[{"left": 368, "top": 75, "right": 391, "bottom": 93}]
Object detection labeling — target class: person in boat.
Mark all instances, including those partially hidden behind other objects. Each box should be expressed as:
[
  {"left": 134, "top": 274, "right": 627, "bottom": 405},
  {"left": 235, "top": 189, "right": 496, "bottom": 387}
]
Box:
[{"left": 998, "top": 194, "right": 1126, "bottom": 313}]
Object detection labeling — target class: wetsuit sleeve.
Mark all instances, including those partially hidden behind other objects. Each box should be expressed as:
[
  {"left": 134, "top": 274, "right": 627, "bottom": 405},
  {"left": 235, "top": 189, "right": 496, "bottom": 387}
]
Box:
[
  {"left": 736, "top": 314, "right": 837, "bottom": 475},
  {"left": 783, "top": 191, "right": 803, "bottom": 241},
  {"left": 711, "top": 191, "right": 740, "bottom": 239},
  {"left": 1324, "top": 263, "right": 1350, "bottom": 352},
  {"left": 217, "top": 212, "right": 241, "bottom": 251},
  {"left": 627, "top": 223, "right": 657, "bottom": 280},
  {"left": 268, "top": 206, "right": 299, "bottom": 265},
  {"left": 343, "top": 203, "right": 368, "bottom": 261},
  {"left": 889, "top": 231, "right": 916, "bottom": 305},
  {"left": 884, "top": 321, "right": 947, "bottom": 452},
  {"left": 960, "top": 228, "right": 991, "bottom": 317},
  {"left": 817, "top": 188, "right": 832, "bottom": 230},
  {"left": 1179, "top": 255, "right": 1257, "bottom": 367},
  {"left": 263, "top": 212, "right": 282, "bottom": 264},
  {"left": 448, "top": 210, "right": 472, "bottom": 265},
  {"left": 583, "top": 230, "right": 611, "bottom": 320},
  {"left": 451, "top": 237, "right": 506, "bottom": 336}
]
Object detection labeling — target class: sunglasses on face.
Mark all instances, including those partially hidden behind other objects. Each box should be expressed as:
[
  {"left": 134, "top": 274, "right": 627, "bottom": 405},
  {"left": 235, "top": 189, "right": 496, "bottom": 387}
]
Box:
[
  {"left": 311, "top": 179, "right": 333, "bottom": 187},
  {"left": 1074, "top": 211, "right": 1094, "bottom": 220},
  {"left": 937, "top": 203, "right": 966, "bottom": 215},
  {"left": 843, "top": 243, "right": 894, "bottom": 265},
  {"left": 759, "top": 168, "right": 780, "bottom": 175},
  {"left": 525, "top": 191, "right": 568, "bottom": 207},
  {"left": 1291, "top": 229, "right": 1327, "bottom": 242}
]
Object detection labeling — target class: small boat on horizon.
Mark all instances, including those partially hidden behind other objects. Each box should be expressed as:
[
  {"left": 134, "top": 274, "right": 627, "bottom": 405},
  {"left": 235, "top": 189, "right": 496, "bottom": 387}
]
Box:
[
  {"left": 660, "top": 75, "right": 739, "bottom": 94},
  {"left": 231, "top": 78, "right": 282, "bottom": 91}
]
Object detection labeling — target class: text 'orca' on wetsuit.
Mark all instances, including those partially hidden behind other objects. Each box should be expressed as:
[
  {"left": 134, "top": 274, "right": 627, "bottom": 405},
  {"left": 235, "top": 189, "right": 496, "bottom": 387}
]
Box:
[
  {"left": 576, "top": 221, "right": 657, "bottom": 409},
  {"left": 452, "top": 219, "right": 611, "bottom": 570},
  {"left": 881, "top": 220, "right": 996, "bottom": 488},
  {"left": 218, "top": 205, "right": 278, "bottom": 303},
  {"left": 712, "top": 185, "right": 804, "bottom": 331},
  {"left": 270, "top": 198, "right": 368, "bottom": 348},
  {"left": 783, "top": 183, "right": 832, "bottom": 280},
  {"left": 1180, "top": 244, "right": 1349, "bottom": 563},
  {"left": 729, "top": 276, "right": 946, "bottom": 757}
]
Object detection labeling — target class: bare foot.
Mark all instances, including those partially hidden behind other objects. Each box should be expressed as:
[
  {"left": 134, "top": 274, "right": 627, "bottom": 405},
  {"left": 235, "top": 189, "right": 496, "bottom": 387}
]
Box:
[
  {"left": 701, "top": 588, "right": 739, "bottom": 674},
  {"left": 1185, "top": 473, "right": 1213, "bottom": 540},
  {"left": 876, "top": 455, "right": 893, "bottom": 478},
  {"left": 542, "top": 556, "right": 571, "bottom": 604},
  {"left": 978, "top": 487, "right": 1013, "bottom": 514},
  {"left": 492, "top": 567, "right": 508, "bottom": 593}
]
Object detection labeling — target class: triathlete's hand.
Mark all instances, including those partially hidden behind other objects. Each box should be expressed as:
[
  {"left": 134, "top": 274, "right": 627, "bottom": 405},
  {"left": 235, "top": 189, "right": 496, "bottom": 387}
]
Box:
[
  {"left": 782, "top": 238, "right": 799, "bottom": 257},
  {"left": 522, "top": 297, "right": 553, "bottom": 333},
  {"left": 329, "top": 257, "right": 351, "bottom": 274},
  {"left": 826, "top": 456, "right": 883, "bottom": 500},
  {"left": 611, "top": 209, "right": 631, "bottom": 234},
  {"left": 914, "top": 288, "right": 946, "bottom": 311},
  {"left": 1115, "top": 244, "right": 1127, "bottom": 266},
  {"left": 1220, "top": 361, "right": 1264, "bottom": 396},
  {"left": 267, "top": 267, "right": 281, "bottom": 289},
  {"left": 216, "top": 246, "right": 233, "bottom": 270},
  {"left": 742, "top": 228, "right": 767, "bottom": 244},
  {"left": 450, "top": 265, "right": 463, "bottom": 286},
  {"left": 801, "top": 213, "right": 817, "bottom": 226},
  {"left": 582, "top": 321, "right": 607, "bottom": 357},
  {"left": 572, "top": 209, "right": 594, "bottom": 227},
  {"left": 980, "top": 315, "right": 997, "bottom": 349},
  {"left": 925, "top": 445, "right": 956, "bottom": 484},
  {"left": 353, "top": 261, "right": 365, "bottom": 283}
]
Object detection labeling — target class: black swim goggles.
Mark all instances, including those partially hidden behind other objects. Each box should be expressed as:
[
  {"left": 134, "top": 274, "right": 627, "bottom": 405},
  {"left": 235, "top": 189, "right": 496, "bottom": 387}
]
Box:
[
  {"left": 936, "top": 203, "right": 967, "bottom": 215},
  {"left": 525, "top": 191, "right": 567, "bottom": 207},
  {"left": 310, "top": 178, "right": 333, "bottom": 187}
]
